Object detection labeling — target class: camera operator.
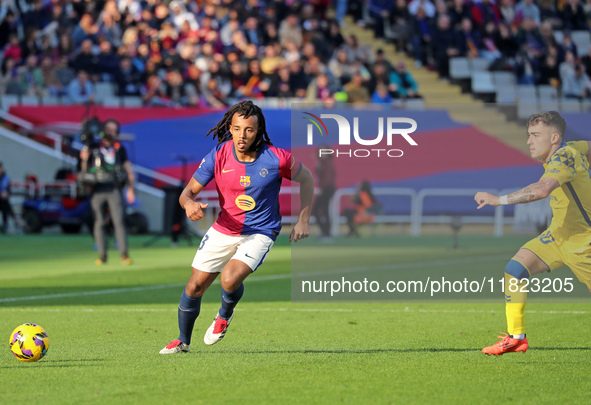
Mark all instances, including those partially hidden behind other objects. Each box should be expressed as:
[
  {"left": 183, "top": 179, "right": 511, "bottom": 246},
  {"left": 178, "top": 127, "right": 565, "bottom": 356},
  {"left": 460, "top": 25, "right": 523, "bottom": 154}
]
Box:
[{"left": 79, "top": 118, "right": 135, "bottom": 265}]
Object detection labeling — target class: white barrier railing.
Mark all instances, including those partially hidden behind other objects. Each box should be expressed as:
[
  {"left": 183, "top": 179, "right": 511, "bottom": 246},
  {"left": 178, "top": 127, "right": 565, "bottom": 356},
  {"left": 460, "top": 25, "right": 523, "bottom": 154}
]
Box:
[{"left": 327, "top": 187, "right": 525, "bottom": 237}]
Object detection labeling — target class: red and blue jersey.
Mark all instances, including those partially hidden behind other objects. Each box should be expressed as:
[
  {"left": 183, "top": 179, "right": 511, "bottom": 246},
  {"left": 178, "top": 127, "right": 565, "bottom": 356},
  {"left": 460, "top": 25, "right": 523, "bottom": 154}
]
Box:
[{"left": 193, "top": 141, "right": 302, "bottom": 240}]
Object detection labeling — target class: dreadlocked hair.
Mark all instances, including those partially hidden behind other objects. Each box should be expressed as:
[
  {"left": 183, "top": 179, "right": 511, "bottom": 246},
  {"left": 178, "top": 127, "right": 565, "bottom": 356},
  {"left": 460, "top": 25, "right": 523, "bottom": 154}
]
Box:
[{"left": 206, "top": 101, "right": 272, "bottom": 152}]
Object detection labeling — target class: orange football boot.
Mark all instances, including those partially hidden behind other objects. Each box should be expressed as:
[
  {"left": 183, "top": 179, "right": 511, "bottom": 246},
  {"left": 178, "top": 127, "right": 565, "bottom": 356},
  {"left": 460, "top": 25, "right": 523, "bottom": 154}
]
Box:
[{"left": 482, "top": 332, "right": 528, "bottom": 356}]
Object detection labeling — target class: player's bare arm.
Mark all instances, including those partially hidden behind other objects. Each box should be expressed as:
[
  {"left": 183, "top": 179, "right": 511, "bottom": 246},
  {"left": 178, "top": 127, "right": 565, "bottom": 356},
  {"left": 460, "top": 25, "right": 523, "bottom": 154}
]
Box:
[
  {"left": 290, "top": 164, "right": 314, "bottom": 242},
  {"left": 474, "top": 177, "right": 559, "bottom": 209},
  {"left": 179, "top": 177, "right": 209, "bottom": 221}
]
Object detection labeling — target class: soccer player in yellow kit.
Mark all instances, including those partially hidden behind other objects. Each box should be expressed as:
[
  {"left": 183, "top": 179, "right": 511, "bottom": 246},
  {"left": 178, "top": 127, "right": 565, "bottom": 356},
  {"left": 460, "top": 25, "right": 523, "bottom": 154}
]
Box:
[{"left": 475, "top": 111, "right": 591, "bottom": 355}]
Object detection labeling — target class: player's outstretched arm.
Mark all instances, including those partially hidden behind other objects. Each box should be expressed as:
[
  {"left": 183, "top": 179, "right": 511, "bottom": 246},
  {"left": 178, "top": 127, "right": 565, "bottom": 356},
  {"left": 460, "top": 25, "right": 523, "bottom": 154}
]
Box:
[
  {"left": 474, "top": 177, "right": 559, "bottom": 209},
  {"left": 179, "top": 177, "right": 209, "bottom": 221},
  {"left": 290, "top": 164, "right": 314, "bottom": 242}
]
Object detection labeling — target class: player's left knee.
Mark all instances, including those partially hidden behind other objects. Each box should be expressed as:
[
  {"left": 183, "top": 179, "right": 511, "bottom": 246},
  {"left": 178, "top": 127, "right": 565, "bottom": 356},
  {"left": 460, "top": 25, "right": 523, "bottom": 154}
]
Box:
[
  {"left": 220, "top": 274, "right": 241, "bottom": 292},
  {"left": 505, "top": 260, "right": 530, "bottom": 280}
]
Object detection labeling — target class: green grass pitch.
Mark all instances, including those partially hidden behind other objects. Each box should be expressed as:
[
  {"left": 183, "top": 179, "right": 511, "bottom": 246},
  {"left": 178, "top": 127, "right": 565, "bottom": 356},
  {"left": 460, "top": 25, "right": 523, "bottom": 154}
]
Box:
[{"left": 0, "top": 233, "right": 590, "bottom": 404}]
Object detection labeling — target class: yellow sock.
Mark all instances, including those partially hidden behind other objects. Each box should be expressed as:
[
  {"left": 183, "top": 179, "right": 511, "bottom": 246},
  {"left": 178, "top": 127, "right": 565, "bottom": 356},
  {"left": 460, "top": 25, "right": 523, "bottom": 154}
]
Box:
[{"left": 504, "top": 272, "right": 527, "bottom": 336}]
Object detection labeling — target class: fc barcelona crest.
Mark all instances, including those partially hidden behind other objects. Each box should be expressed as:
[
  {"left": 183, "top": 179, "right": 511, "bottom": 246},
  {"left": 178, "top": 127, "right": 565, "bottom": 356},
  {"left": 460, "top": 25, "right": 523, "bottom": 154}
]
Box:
[{"left": 240, "top": 175, "right": 251, "bottom": 187}]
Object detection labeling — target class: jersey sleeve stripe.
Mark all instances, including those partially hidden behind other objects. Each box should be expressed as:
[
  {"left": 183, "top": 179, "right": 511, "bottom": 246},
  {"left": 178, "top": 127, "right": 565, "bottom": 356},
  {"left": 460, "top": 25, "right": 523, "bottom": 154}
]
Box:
[
  {"left": 565, "top": 182, "right": 591, "bottom": 227},
  {"left": 292, "top": 162, "right": 303, "bottom": 180}
]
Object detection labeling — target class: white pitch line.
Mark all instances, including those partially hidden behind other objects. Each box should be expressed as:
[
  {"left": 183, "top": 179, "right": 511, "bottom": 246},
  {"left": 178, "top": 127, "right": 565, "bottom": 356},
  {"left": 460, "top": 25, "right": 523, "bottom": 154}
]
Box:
[
  {"left": 0, "top": 274, "right": 291, "bottom": 303},
  {"left": 0, "top": 253, "right": 530, "bottom": 304},
  {"left": 0, "top": 307, "right": 588, "bottom": 315}
]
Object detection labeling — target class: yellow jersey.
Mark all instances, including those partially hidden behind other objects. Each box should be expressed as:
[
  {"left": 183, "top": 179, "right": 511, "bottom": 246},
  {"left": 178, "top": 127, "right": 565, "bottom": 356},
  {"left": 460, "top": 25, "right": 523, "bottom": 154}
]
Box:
[{"left": 541, "top": 140, "right": 591, "bottom": 247}]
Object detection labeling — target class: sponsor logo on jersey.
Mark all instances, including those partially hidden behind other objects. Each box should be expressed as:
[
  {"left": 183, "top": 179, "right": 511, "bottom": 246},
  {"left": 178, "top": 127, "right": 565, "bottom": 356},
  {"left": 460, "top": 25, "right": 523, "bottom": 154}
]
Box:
[
  {"left": 240, "top": 175, "right": 251, "bottom": 187},
  {"left": 235, "top": 195, "right": 256, "bottom": 211},
  {"left": 198, "top": 158, "right": 205, "bottom": 169},
  {"left": 260, "top": 168, "right": 268, "bottom": 177},
  {"left": 222, "top": 168, "right": 235, "bottom": 173},
  {"left": 539, "top": 230, "right": 554, "bottom": 244}
]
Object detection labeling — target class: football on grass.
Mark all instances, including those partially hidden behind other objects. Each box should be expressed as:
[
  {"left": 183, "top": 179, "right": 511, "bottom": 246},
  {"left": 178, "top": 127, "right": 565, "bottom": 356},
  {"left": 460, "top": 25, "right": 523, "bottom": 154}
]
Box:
[{"left": 9, "top": 323, "right": 49, "bottom": 362}]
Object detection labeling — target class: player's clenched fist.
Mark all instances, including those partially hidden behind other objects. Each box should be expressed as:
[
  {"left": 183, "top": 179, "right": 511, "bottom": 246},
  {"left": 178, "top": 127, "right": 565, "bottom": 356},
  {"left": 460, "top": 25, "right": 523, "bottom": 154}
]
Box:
[
  {"left": 474, "top": 192, "right": 500, "bottom": 209},
  {"left": 185, "top": 201, "right": 209, "bottom": 221}
]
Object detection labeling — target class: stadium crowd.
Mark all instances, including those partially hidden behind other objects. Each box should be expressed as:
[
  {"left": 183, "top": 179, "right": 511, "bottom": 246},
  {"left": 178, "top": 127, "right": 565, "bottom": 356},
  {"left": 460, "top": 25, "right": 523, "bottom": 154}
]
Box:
[
  {"left": 369, "top": 0, "right": 591, "bottom": 99},
  {"left": 0, "top": 0, "right": 423, "bottom": 107},
  {"left": 1, "top": 0, "right": 590, "bottom": 106}
]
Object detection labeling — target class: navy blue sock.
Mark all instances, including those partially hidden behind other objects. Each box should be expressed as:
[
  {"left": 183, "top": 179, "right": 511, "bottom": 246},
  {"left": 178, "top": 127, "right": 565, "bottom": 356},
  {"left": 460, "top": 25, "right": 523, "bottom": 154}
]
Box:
[
  {"left": 177, "top": 290, "right": 201, "bottom": 345},
  {"left": 219, "top": 284, "right": 244, "bottom": 320}
]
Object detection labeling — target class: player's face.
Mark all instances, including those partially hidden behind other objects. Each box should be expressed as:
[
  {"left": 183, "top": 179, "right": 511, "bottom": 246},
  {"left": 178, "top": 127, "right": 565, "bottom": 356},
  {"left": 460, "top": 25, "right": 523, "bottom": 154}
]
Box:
[
  {"left": 526, "top": 123, "right": 555, "bottom": 161},
  {"left": 230, "top": 113, "right": 258, "bottom": 156}
]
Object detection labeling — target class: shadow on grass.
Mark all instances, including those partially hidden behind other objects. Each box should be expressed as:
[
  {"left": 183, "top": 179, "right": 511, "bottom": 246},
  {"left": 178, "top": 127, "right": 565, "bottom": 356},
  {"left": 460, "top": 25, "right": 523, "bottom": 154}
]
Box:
[
  {"left": 1, "top": 358, "right": 107, "bottom": 369},
  {"left": 202, "top": 346, "right": 591, "bottom": 355}
]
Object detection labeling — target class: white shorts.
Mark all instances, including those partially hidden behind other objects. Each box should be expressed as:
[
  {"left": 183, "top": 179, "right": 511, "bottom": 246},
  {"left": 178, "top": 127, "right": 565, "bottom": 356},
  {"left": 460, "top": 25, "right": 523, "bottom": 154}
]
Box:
[{"left": 191, "top": 227, "right": 275, "bottom": 273}]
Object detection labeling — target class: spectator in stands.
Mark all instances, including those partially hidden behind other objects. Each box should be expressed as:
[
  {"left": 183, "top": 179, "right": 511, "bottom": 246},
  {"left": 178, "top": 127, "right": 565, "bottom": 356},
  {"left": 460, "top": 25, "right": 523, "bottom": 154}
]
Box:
[
  {"left": 371, "top": 82, "right": 394, "bottom": 103},
  {"left": 306, "top": 73, "right": 334, "bottom": 102},
  {"left": 390, "top": 61, "right": 420, "bottom": 99},
  {"left": 515, "top": 18, "right": 544, "bottom": 53},
  {"left": 480, "top": 22, "right": 504, "bottom": 62},
  {"left": 539, "top": 0, "right": 561, "bottom": 27},
  {"left": 431, "top": 14, "right": 460, "bottom": 78},
  {"left": 368, "top": 62, "right": 390, "bottom": 94},
  {"left": 3, "top": 34, "right": 23, "bottom": 63},
  {"left": 243, "top": 16, "right": 263, "bottom": 46},
  {"left": 142, "top": 74, "right": 170, "bottom": 106},
  {"left": 471, "top": 0, "right": 501, "bottom": 30},
  {"left": 344, "top": 72, "right": 370, "bottom": 103},
  {"left": 494, "top": 23, "right": 519, "bottom": 58},
  {"left": 369, "top": 0, "right": 392, "bottom": 39},
  {"left": 562, "top": 0, "right": 588, "bottom": 30},
  {"left": 54, "top": 56, "right": 76, "bottom": 93},
  {"left": 72, "top": 14, "right": 99, "bottom": 49},
  {"left": 39, "top": 56, "right": 63, "bottom": 97},
  {"left": 260, "top": 44, "right": 285, "bottom": 75},
  {"left": 72, "top": 39, "right": 100, "bottom": 80},
  {"left": 18, "top": 55, "right": 44, "bottom": 97},
  {"left": 499, "top": 0, "right": 517, "bottom": 26},
  {"left": 560, "top": 50, "right": 577, "bottom": 82},
  {"left": 409, "top": 0, "right": 436, "bottom": 18},
  {"left": 329, "top": 49, "right": 354, "bottom": 86},
  {"left": 539, "top": 53, "right": 561, "bottom": 86},
  {"left": 97, "top": 40, "right": 119, "bottom": 82},
  {"left": 279, "top": 14, "right": 303, "bottom": 47},
  {"left": 389, "top": 0, "right": 412, "bottom": 52},
  {"left": 0, "top": 58, "right": 20, "bottom": 95},
  {"left": 0, "top": 10, "right": 17, "bottom": 49},
  {"left": 410, "top": 7, "right": 433, "bottom": 68},
  {"left": 457, "top": 18, "right": 482, "bottom": 58},
  {"left": 98, "top": 11, "right": 122, "bottom": 48},
  {"left": 450, "top": 0, "right": 472, "bottom": 28},
  {"left": 203, "top": 77, "right": 229, "bottom": 107},
  {"left": 170, "top": 1, "right": 199, "bottom": 31},
  {"left": 343, "top": 34, "right": 374, "bottom": 64},
  {"left": 559, "top": 31, "right": 579, "bottom": 58},
  {"left": 165, "top": 70, "right": 191, "bottom": 106},
  {"left": 273, "top": 66, "right": 295, "bottom": 98},
  {"left": 563, "top": 63, "right": 591, "bottom": 99},
  {"left": 288, "top": 60, "right": 309, "bottom": 98},
  {"left": 515, "top": 0, "right": 541, "bottom": 24},
  {"left": 57, "top": 33, "right": 74, "bottom": 59},
  {"left": 67, "top": 69, "right": 95, "bottom": 104},
  {"left": 114, "top": 57, "right": 142, "bottom": 96},
  {"left": 325, "top": 20, "right": 345, "bottom": 55}
]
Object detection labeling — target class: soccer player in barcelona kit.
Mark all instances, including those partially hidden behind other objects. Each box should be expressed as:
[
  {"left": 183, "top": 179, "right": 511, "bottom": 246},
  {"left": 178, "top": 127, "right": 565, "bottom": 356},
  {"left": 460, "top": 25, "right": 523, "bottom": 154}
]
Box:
[
  {"left": 475, "top": 111, "right": 591, "bottom": 355},
  {"left": 160, "top": 101, "right": 314, "bottom": 354}
]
